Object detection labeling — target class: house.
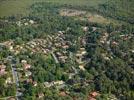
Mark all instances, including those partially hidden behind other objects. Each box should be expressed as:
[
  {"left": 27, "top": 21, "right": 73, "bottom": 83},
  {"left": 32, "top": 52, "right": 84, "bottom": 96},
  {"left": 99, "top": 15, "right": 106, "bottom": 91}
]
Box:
[
  {"left": 26, "top": 78, "right": 33, "bottom": 83},
  {"left": 5, "top": 77, "right": 12, "bottom": 84},
  {"left": 100, "top": 33, "right": 109, "bottom": 44},
  {"left": 112, "top": 41, "right": 118, "bottom": 46},
  {"left": 82, "top": 26, "right": 88, "bottom": 32},
  {"left": 21, "top": 60, "right": 27, "bottom": 64},
  {"left": 24, "top": 22, "right": 28, "bottom": 26},
  {"left": 53, "top": 80, "right": 64, "bottom": 85},
  {"left": 44, "top": 82, "right": 53, "bottom": 88},
  {"left": 9, "top": 46, "right": 13, "bottom": 51},
  {"left": 16, "top": 21, "right": 22, "bottom": 27},
  {"left": 62, "top": 45, "right": 69, "bottom": 49},
  {"left": 88, "top": 91, "right": 100, "bottom": 100},
  {"left": 92, "top": 27, "right": 97, "bottom": 32},
  {"left": 37, "top": 93, "right": 44, "bottom": 99},
  {"left": 43, "top": 49, "right": 47, "bottom": 54},
  {"left": 56, "top": 52, "right": 62, "bottom": 56},
  {"left": 58, "top": 31, "right": 64, "bottom": 34},
  {"left": 29, "top": 20, "right": 34, "bottom": 24},
  {"left": 44, "top": 81, "right": 65, "bottom": 88},
  {"left": 23, "top": 64, "right": 31, "bottom": 70},
  {"left": 80, "top": 48, "right": 86, "bottom": 53},
  {"left": 90, "top": 91, "right": 99, "bottom": 98},
  {"left": 59, "top": 56, "right": 68, "bottom": 63},
  {"left": 33, "top": 81, "right": 38, "bottom": 87},
  {"left": 25, "top": 71, "right": 32, "bottom": 77},
  {"left": 76, "top": 53, "right": 82, "bottom": 57},
  {"left": 81, "top": 50, "right": 87, "bottom": 55},
  {"left": 102, "top": 54, "right": 110, "bottom": 60},
  {"left": 79, "top": 64, "right": 85, "bottom": 71},
  {"left": 59, "top": 56, "right": 68, "bottom": 60},
  {"left": 131, "top": 50, "right": 134, "bottom": 53},
  {"left": 0, "top": 64, "right": 6, "bottom": 75},
  {"left": 59, "top": 91, "right": 67, "bottom": 96}
]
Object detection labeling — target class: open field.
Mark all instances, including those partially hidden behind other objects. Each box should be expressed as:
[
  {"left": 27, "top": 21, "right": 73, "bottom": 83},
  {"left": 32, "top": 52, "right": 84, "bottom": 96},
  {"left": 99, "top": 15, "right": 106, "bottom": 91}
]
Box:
[
  {"left": 0, "top": 0, "right": 133, "bottom": 24},
  {"left": 0, "top": 0, "right": 107, "bottom": 17}
]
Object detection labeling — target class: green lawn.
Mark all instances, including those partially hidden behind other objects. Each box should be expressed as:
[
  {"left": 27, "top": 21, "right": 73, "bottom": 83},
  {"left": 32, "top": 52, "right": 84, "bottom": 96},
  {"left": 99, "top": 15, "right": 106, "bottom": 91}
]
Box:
[{"left": 0, "top": 0, "right": 107, "bottom": 17}]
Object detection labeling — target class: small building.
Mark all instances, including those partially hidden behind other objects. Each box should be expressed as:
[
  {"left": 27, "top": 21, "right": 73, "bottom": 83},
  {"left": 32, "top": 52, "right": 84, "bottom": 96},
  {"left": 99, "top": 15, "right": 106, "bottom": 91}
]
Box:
[
  {"left": 0, "top": 64, "right": 6, "bottom": 75},
  {"left": 112, "top": 41, "right": 118, "bottom": 46},
  {"left": 82, "top": 26, "right": 88, "bottom": 32},
  {"left": 23, "top": 64, "right": 31, "bottom": 70},
  {"left": 25, "top": 71, "right": 32, "bottom": 77},
  {"left": 53, "top": 80, "right": 64, "bottom": 85},
  {"left": 79, "top": 64, "right": 85, "bottom": 71},
  {"left": 5, "top": 77, "right": 12, "bottom": 84},
  {"left": 26, "top": 78, "right": 33, "bottom": 83},
  {"left": 33, "top": 81, "right": 38, "bottom": 87},
  {"left": 131, "top": 50, "right": 134, "bottom": 53},
  {"left": 90, "top": 91, "right": 99, "bottom": 98},
  {"left": 37, "top": 93, "right": 44, "bottom": 99},
  {"left": 9, "top": 46, "right": 13, "bottom": 51},
  {"left": 21, "top": 60, "right": 27, "bottom": 64},
  {"left": 59, "top": 91, "right": 67, "bottom": 96},
  {"left": 29, "top": 20, "right": 34, "bottom": 24},
  {"left": 44, "top": 82, "right": 53, "bottom": 88},
  {"left": 16, "top": 21, "right": 22, "bottom": 27},
  {"left": 62, "top": 45, "right": 69, "bottom": 49},
  {"left": 56, "top": 52, "right": 62, "bottom": 56},
  {"left": 24, "top": 22, "right": 28, "bottom": 26}
]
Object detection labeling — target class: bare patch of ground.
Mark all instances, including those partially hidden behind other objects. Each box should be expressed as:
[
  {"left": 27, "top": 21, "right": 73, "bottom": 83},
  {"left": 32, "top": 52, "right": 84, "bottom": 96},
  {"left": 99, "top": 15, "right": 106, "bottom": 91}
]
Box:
[
  {"left": 60, "top": 9, "right": 86, "bottom": 17},
  {"left": 59, "top": 8, "right": 121, "bottom": 25}
]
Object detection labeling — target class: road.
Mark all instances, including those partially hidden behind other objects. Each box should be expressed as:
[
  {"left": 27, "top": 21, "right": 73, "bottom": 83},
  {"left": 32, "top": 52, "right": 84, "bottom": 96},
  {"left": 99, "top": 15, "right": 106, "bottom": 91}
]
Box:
[
  {"left": 51, "top": 52, "right": 59, "bottom": 63},
  {"left": 0, "top": 96, "right": 14, "bottom": 100},
  {"left": 11, "top": 66, "right": 19, "bottom": 87},
  {"left": 8, "top": 56, "right": 20, "bottom": 100},
  {"left": 0, "top": 43, "right": 5, "bottom": 46}
]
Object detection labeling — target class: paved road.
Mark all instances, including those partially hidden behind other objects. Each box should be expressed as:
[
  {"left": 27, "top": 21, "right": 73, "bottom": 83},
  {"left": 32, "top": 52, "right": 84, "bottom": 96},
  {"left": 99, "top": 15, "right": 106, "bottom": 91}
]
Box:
[
  {"left": 0, "top": 96, "right": 14, "bottom": 100},
  {"left": 9, "top": 57, "right": 20, "bottom": 100},
  {"left": 11, "top": 66, "right": 19, "bottom": 87},
  {"left": 0, "top": 43, "right": 4, "bottom": 46},
  {"left": 51, "top": 52, "right": 59, "bottom": 63}
]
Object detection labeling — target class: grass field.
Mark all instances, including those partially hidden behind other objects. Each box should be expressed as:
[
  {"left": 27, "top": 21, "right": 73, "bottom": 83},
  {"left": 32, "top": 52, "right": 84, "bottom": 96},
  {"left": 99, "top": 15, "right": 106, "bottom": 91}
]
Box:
[
  {"left": 0, "top": 0, "right": 107, "bottom": 17},
  {"left": 0, "top": 0, "right": 133, "bottom": 25}
]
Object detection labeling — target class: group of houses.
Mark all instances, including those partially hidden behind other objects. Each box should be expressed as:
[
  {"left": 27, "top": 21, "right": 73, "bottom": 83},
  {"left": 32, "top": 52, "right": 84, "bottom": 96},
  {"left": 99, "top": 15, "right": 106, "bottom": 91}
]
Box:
[
  {"left": 76, "top": 47, "right": 87, "bottom": 71},
  {"left": 16, "top": 19, "right": 35, "bottom": 27},
  {"left": 25, "top": 31, "right": 72, "bottom": 63},
  {"left": 44, "top": 80, "right": 65, "bottom": 88},
  {"left": 21, "top": 60, "right": 32, "bottom": 77},
  {"left": 50, "top": 31, "right": 71, "bottom": 63},
  {"left": 19, "top": 60, "right": 37, "bottom": 87}
]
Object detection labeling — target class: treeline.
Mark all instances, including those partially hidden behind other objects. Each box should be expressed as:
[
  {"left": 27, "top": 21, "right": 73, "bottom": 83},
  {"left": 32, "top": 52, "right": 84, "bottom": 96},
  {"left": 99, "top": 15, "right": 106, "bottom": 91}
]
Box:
[{"left": 97, "top": 0, "right": 134, "bottom": 24}]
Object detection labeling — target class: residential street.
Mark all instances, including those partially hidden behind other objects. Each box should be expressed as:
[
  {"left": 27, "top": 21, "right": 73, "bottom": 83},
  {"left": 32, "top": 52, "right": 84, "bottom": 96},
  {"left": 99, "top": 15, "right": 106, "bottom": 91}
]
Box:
[{"left": 10, "top": 57, "right": 20, "bottom": 100}]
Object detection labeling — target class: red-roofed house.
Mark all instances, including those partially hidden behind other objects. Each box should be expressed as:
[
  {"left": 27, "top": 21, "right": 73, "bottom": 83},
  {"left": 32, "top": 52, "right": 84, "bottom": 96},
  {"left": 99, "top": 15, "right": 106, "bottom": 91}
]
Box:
[
  {"left": 90, "top": 91, "right": 99, "bottom": 98},
  {"left": 23, "top": 64, "right": 31, "bottom": 70},
  {"left": 0, "top": 65, "right": 6, "bottom": 75}
]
